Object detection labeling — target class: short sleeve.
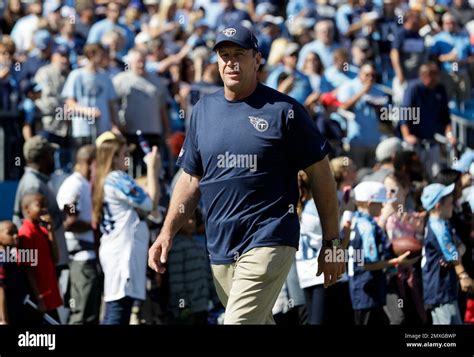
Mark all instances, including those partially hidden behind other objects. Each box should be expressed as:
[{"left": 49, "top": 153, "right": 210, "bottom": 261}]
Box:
[
  {"left": 287, "top": 102, "right": 330, "bottom": 170},
  {"left": 105, "top": 172, "right": 152, "bottom": 212},
  {"left": 61, "top": 70, "right": 78, "bottom": 100},
  {"left": 391, "top": 29, "right": 404, "bottom": 50},
  {"left": 112, "top": 75, "right": 125, "bottom": 98},
  {"left": 336, "top": 7, "right": 351, "bottom": 35},
  {"left": 437, "top": 228, "right": 458, "bottom": 262},
  {"left": 57, "top": 178, "right": 81, "bottom": 212},
  {"left": 176, "top": 106, "right": 203, "bottom": 177},
  {"left": 18, "top": 233, "right": 37, "bottom": 267}
]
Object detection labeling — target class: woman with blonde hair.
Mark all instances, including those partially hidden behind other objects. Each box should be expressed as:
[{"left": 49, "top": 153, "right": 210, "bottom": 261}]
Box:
[
  {"left": 93, "top": 134, "right": 160, "bottom": 324},
  {"left": 266, "top": 37, "right": 290, "bottom": 67}
]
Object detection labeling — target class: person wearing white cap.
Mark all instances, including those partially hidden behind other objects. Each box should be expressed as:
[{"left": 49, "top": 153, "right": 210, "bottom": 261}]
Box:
[
  {"left": 347, "top": 181, "right": 417, "bottom": 325},
  {"left": 362, "top": 137, "right": 403, "bottom": 183},
  {"left": 420, "top": 183, "right": 473, "bottom": 324}
]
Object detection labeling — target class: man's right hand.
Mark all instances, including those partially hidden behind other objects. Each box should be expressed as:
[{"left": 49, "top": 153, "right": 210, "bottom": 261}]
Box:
[{"left": 148, "top": 232, "right": 173, "bottom": 273}]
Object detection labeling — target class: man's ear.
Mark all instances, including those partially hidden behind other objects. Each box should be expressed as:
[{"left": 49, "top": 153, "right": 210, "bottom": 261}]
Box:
[{"left": 255, "top": 52, "right": 262, "bottom": 71}]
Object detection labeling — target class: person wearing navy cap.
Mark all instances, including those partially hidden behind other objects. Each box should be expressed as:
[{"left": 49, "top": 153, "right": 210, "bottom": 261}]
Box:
[
  {"left": 421, "top": 183, "right": 473, "bottom": 324},
  {"left": 33, "top": 40, "right": 71, "bottom": 168},
  {"left": 149, "top": 24, "right": 344, "bottom": 324}
]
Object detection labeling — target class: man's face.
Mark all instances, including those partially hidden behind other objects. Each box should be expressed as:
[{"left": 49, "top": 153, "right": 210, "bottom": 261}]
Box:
[
  {"left": 217, "top": 43, "right": 260, "bottom": 93},
  {"left": 53, "top": 52, "right": 70, "bottom": 71},
  {"left": 317, "top": 24, "right": 332, "bottom": 45},
  {"left": 420, "top": 65, "right": 440, "bottom": 88},
  {"left": 360, "top": 66, "right": 376, "bottom": 84},
  {"left": 130, "top": 52, "right": 146, "bottom": 75},
  {"left": 283, "top": 52, "right": 298, "bottom": 70},
  {"left": 442, "top": 17, "right": 456, "bottom": 33},
  {"left": 107, "top": 4, "right": 121, "bottom": 22},
  {"left": 29, "top": 1, "right": 42, "bottom": 15},
  {"left": 93, "top": 49, "right": 106, "bottom": 67}
]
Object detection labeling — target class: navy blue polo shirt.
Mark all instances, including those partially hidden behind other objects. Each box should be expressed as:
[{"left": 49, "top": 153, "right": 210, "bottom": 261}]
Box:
[
  {"left": 400, "top": 79, "right": 450, "bottom": 141},
  {"left": 177, "top": 82, "right": 329, "bottom": 264},
  {"left": 348, "top": 211, "right": 392, "bottom": 310},
  {"left": 422, "top": 217, "right": 459, "bottom": 307}
]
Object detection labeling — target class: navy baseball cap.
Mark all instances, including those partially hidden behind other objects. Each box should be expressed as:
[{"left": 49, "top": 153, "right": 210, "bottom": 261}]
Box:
[
  {"left": 52, "top": 44, "right": 70, "bottom": 56},
  {"left": 212, "top": 24, "right": 259, "bottom": 52}
]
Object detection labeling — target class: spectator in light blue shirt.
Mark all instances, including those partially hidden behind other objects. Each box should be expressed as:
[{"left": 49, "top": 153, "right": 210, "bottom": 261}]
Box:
[
  {"left": 266, "top": 42, "right": 313, "bottom": 105},
  {"left": 297, "top": 20, "right": 340, "bottom": 71},
  {"left": 337, "top": 63, "right": 387, "bottom": 168},
  {"left": 430, "top": 12, "right": 473, "bottom": 103},
  {"left": 324, "top": 48, "right": 358, "bottom": 92},
  {"left": 87, "top": 3, "right": 134, "bottom": 59}
]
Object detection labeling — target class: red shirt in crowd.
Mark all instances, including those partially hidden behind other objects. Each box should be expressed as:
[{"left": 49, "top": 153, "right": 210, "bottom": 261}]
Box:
[{"left": 18, "top": 219, "right": 62, "bottom": 311}]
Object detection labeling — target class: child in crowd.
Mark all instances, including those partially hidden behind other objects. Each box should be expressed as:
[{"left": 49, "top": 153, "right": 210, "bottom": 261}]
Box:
[
  {"left": 382, "top": 172, "right": 427, "bottom": 324},
  {"left": 167, "top": 209, "right": 217, "bottom": 324},
  {"left": 421, "top": 183, "right": 474, "bottom": 324},
  {"left": 18, "top": 193, "right": 62, "bottom": 324},
  {"left": 0, "top": 221, "right": 30, "bottom": 325},
  {"left": 347, "top": 181, "right": 416, "bottom": 325}
]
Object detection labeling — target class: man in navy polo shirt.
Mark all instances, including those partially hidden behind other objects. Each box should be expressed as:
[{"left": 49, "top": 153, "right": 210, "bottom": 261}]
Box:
[
  {"left": 148, "top": 24, "right": 343, "bottom": 324},
  {"left": 399, "top": 62, "right": 456, "bottom": 179}
]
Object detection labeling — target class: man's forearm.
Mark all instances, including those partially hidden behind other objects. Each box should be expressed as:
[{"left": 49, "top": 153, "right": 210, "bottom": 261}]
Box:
[
  {"left": 161, "top": 171, "right": 201, "bottom": 237},
  {"left": 390, "top": 49, "right": 404, "bottom": 80},
  {"left": 305, "top": 156, "right": 339, "bottom": 240}
]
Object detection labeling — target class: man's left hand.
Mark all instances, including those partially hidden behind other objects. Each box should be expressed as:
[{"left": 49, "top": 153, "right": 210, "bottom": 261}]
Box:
[{"left": 317, "top": 245, "right": 346, "bottom": 288}]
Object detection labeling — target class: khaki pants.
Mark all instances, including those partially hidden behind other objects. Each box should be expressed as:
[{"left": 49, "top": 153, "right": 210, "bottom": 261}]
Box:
[{"left": 211, "top": 246, "right": 296, "bottom": 325}]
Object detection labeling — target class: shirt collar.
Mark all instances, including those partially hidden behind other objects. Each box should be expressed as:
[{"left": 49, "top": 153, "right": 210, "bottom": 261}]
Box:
[{"left": 21, "top": 218, "right": 38, "bottom": 231}]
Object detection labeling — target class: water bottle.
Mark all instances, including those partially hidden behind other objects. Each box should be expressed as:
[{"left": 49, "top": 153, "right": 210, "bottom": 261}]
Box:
[
  {"left": 137, "top": 129, "right": 152, "bottom": 167},
  {"left": 136, "top": 130, "right": 151, "bottom": 155}
]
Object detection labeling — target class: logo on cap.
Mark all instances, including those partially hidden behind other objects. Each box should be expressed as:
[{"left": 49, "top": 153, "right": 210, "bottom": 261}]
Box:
[
  {"left": 249, "top": 116, "right": 268, "bottom": 132},
  {"left": 222, "top": 28, "right": 237, "bottom": 37}
]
